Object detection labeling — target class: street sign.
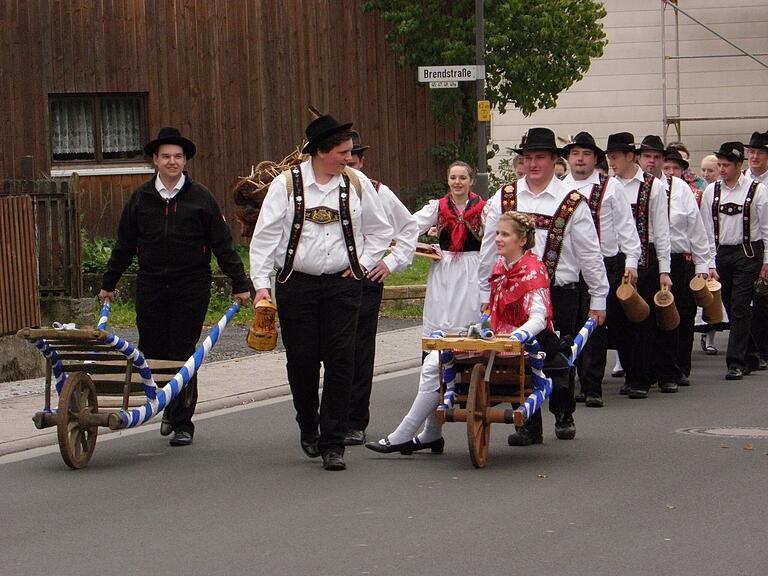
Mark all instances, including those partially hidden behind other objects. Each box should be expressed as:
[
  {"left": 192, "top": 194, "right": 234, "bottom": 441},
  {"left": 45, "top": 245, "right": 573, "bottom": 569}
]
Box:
[
  {"left": 429, "top": 81, "right": 459, "bottom": 89},
  {"left": 418, "top": 65, "right": 485, "bottom": 83},
  {"left": 477, "top": 100, "right": 491, "bottom": 122}
]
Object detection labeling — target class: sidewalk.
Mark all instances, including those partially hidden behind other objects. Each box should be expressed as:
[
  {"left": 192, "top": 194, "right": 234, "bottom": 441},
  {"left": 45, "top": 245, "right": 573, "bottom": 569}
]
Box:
[{"left": 0, "top": 326, "right": 424, "bottom": 456}]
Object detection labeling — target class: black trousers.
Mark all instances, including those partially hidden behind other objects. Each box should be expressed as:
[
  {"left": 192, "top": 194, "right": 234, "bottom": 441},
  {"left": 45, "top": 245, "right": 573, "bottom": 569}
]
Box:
[
  {"left": 522, "top": 283, "right": 578, "bottom": 436},
  {"left": 348, "top": 278, "right": 384, "bottom": 431},
  {"left": 275, "top": 271, "right": 362, "bottom": 454},
  {"left": 751, "top": 293, "right": 768, "bottom": 362},
  {"left": 135, "top": 277, "right": 210, "bottom": 436},
  {"left": 717, "top": 243, "right": 763, "bottom": 370},
  {"left": 612, "top": 246, "right": 677, "bottom": 391},
  {"left": 667, "top": 254, "right": 696, "bottom": 378},
  {"left": 577, "top": 253, "right": 624, "bottom": 396}
]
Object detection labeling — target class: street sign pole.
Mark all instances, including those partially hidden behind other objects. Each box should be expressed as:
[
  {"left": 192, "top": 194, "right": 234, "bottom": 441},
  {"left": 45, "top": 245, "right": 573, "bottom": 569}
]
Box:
[{"left": 475, "top": 0, "right": 489, "bottom": 199}]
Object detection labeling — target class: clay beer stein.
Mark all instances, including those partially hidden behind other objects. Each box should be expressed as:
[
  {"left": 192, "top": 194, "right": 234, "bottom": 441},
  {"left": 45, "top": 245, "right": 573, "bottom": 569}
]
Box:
[
  {"left": 616, "top": 276, "right": 650, "bottom": 323},
  {"left": 654, "top": 285, "right": 680, "bottom": 331},
  {"left": 689, "top": 276, "right": 713, "bottom": 308},
  {"left": 247, "top": 299, "right": 278, "bottom": 351},
  {"left": 702, "top": 279, "right": 724, "bottom": 324}
]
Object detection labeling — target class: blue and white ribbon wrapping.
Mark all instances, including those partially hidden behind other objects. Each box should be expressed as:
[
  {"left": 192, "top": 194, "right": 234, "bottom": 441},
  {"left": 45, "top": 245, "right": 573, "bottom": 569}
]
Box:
[
  {"left": 116, "top": 302, "right": 240, "bottom": 429},
  {"left": 97, "top": 300, "right": 111, "bottom": 330}
]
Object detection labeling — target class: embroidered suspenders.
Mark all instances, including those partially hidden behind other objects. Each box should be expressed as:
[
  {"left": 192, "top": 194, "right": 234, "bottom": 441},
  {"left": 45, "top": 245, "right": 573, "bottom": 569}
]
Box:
[
  {"left": 497, "top": 183, "right": 584, "bottom": 281},
  {"left": 712, "top": 180, "right": 759, "bottom": 258},
  {"left": 587, "top": 173, "right": 609, "bottom": 239},
  {"left": 277, "top": 168, "right": 364, "bottom": 283},
  {"left": 631, "top": 172, "right": 655, "bottom": 268}
]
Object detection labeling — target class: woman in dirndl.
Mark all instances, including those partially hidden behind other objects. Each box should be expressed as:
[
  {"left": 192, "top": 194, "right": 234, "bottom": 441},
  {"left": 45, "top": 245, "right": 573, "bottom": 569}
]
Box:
[{"left": 415, "top": 161, "right": 486, "bottom": 337}]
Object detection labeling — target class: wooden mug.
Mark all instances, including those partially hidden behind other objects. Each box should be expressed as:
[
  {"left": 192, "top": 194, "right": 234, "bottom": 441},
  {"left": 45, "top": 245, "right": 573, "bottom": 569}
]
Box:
[
  {"left": 247, "top": 299, "right": 278, "bottom": 351},
  {"left": 702, "top": 279, "right": 724, "bottom": 324},
  {"left": 689, "top": 276, "right": 713, "bottom": 307},
  {"left": 654, "top": 285, "right": 680, "bottom": 331},
  {"left": 616, "top": 277, "right": 650, "bottom": 323}
]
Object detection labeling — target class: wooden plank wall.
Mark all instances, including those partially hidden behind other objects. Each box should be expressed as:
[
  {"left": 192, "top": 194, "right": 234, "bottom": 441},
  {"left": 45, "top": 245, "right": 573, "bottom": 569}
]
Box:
[
  {"left": 0, "top": 196, "right": 41, "bottom": 334},
  {"left": 0, "top": 0, "right": 458, "bottom": 239}
]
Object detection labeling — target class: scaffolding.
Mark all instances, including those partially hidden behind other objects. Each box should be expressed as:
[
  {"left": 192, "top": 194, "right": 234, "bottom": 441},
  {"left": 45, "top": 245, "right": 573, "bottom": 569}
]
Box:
[{"left": 660, "top": 0, "right": 768, "bottom": 143}]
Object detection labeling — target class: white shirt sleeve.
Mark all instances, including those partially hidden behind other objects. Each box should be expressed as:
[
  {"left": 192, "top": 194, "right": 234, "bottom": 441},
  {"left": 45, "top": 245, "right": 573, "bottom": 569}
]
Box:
[
  {"left": 413, "top": 199, "right": 439, "bottom": 234},
  {"left": 249, "top": 174, "right": 289, "bottom": 290},
  {"left": 699, "top": 183, "right": 717, "bottom": 269},
  {"left": 571, "top": 201, "right": 609, "bottom": 310},
  {"left": 680, "top": 187, "right": 711, "bottom": 274},
  {"left": 479, "top": 189, "right": 502, "bottom": 304},
  {"left": 756, "top": 183, "right": 768, "bottom": 264},
  {"left": 650, "top": 179, "right": 672, "bottom": 274},
  {"left": 516, "top": 290, "right": 548, "bottom": 337},
  {"left": 608, "top": 179, "right": 642, "bottom": 269},
  {"left": 378, "top": 185, "right": 418, "bottom": 274},
  {"left": 357, "top": 177, "right": 394, "bottom": 272}
]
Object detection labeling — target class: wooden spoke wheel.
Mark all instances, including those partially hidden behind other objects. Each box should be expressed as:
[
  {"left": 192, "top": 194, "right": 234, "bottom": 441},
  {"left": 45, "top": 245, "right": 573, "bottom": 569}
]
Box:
[
  {"left": 57, "top": 372, "right": 99, "bottom": 469},
  {"left": 466, "top": 363, "right": 491, "bottom": 468}
]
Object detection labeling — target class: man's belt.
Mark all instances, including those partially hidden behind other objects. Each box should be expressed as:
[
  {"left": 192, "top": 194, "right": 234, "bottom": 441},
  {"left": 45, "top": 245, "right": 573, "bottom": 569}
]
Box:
[
  {"left": 305, "top": 206, "right": 340, "bottom": 224},
  {"left": 719, "top": 202, "right": 742, "bottom": 216}
]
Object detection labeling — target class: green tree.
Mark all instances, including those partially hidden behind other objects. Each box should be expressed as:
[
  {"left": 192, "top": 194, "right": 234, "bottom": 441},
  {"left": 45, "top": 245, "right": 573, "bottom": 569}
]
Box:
[{"left": 363, "top": 0, "right": 607, "bottom": 164}]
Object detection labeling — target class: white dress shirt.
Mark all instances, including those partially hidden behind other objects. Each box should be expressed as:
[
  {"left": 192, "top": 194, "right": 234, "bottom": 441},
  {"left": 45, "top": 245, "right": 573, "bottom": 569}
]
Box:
[
  {"left": 612, "top": 166, "right": 672, "bottom": 274},
  {"left": 479, "top": 175, "right": 609, "bottom": 309},
  {"left": 249, "top": 161, "right": 393, "bottom": 290},
  {"left": 700, "top": 175, "right": 768, "bottom": 267},
  {"left": 664, "top": 176, "right": 711, "bottom": 274},
  {"left": 745, "top": 167, "right": 768, "bottom": 187},
  {"left": 374, "top": 181, "right": 418, "bottom": 273},
  {"left": 155, "top": 173, "right": 185, "bottom": 200},
  {"left": 563, "top": 171, "right": 641, "bottom": 267}
]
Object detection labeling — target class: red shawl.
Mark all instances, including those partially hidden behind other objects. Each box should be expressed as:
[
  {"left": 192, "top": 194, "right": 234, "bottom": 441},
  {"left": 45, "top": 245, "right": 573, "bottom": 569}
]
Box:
[
  {"left": 437, "top": 192, "right": 485, "bottom": 252},
  {"left": 488, "top": 250, "right": 554, "bottom": 333}
]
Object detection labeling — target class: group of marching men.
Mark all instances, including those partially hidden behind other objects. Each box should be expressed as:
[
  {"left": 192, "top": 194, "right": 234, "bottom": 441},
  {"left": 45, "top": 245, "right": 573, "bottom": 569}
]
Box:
[{"left": 247, "top": 114, "right": 768, "bottom": 469}]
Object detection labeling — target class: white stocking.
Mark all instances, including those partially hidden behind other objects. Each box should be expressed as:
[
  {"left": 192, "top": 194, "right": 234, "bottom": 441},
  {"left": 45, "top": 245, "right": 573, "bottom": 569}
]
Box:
[
  {"left": 386, "top": 351, "right": 441, "bottom": 445},
  {"left": 417, "top": 411, "right": 443, "bottom": 444}
]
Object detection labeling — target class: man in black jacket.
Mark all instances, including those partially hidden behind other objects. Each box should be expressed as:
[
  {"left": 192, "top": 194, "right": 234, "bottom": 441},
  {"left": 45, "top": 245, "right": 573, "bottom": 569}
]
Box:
[{"left": 99, "top": 127, "right": 250, "bottom": 446}]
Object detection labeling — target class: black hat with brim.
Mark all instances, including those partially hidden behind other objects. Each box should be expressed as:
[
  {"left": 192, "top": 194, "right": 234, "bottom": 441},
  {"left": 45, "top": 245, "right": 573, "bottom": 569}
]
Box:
[
  {"left": 605, "top": 132, "right": 637, "bottom": 154},
  {"left": 664, "top": 147, "right": 689, "bottom": 170},
  {"left": 302, "top": 115, "right": 354, "bottom": 154},
  {"left": 714, "top": 141, "right": 745, "bottom": 162},
  {"left": 637, "top": 134, "right": 665, "bottom": 154},
  {"left": 744, "top": 131, "right": 768, "bottom": 150},
  {"left": 512, "top": 127, "right": 563, "bottom": 155},
  {"left": 562, "top": 131, "right": 605, "bottom": 162},
  {"left": 350, "top": 130, "right": 370, "bottom": 155},
  {"left": 144, "top": 127, "right": 196, "bottom": 159}
]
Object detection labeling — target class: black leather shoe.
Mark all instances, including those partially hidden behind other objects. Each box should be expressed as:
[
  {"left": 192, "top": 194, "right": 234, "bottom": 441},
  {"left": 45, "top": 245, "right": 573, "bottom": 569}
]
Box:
[
  {"left": 300, "top": 433, "right": 321, "bottom": 458},
  {"left": 364, "top": 437, "right": 414, "bottom": 455},
  {"left": 574, "top": 392, "right": 586, "bottom": 403},
  {"left": 619, "top": 383, "right": 630, "bottom": 395},
  {"left": 585, "top": 394, "right": 604, "bottom": 408},
  {"left": 555, "top": 415, "right": 576, "bottom": 440},
  {"left": 160, "top": 417, "right": 173, "bottom": 437},
  {"left": 678, "top": 375, "right": 691, "bottom": 387},
  {"left": 344, "top": 429, "right": 366, "bottom": 446},
  {"left": 758, "top": 359, "right": 768, "bottom": 371},
  {"left": 507, "top": 429, "right": 543, "bottom": 446},
  {"left": 321, "top": 451, "right": 346, "bottom": 471},
  {"left": 725, "top": 368, "right": 743, "bottom": 381},
  {"left": 169, "top": 430, "right": 192, "bottom": 447},
  {"left": 628, "top": 388, "right": 648, "bottom": 399},
  {"left": 412, "top": 437, "right": 445, "bottom": 454},
  {"left": 659, "top": 381, "right": 678, "bottom": 393}
]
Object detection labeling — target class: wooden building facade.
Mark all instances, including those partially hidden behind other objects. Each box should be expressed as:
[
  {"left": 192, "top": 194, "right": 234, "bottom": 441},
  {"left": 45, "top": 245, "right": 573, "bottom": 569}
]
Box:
[{"left": 1, "top": 0, "right": 457, "bottom": 239}]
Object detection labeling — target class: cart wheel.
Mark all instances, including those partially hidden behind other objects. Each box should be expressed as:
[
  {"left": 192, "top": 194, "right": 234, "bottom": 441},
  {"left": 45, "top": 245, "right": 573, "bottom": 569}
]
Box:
[
  {"left": 57, "top": 372, "right": 99, "bottom": 469},
  {"left": 466, "top": 363, "right": 491, "bottom": 468}
]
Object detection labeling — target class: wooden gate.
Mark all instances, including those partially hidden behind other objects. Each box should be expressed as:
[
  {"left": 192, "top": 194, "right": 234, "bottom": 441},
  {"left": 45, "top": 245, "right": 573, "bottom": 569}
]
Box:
[
  {"left": 0, "top": 195, "right": 41, "bottom": 334},
  {"left": 0, "top": 177, "right": 82, "bottom": 298}
]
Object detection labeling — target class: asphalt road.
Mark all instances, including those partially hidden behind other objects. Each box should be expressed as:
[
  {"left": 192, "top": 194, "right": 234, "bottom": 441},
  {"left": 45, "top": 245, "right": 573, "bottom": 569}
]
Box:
[{"left": 1, "top": 346, "right": 767, "bottom": 576}]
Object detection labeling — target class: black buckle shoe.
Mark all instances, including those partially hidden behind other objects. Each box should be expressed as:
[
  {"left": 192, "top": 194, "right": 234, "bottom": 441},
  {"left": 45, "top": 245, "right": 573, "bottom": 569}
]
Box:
[
  {"left": 321, "top": 450, "right": 346, "bottom": 471},
  {"left": 300, "top": 432, "right": 321, "bottom": 458},
  {"left": 344, "top": 429, "right": 366, "bottom": 446},
  {"left": 364, "top": 437, "right": 415, "bottom": 455},
  {"left": 507, "top": 428, "right": 543, "bottom": 446},
  {"left": 412, "top": 437, "right": 445, "bottom": 454}
]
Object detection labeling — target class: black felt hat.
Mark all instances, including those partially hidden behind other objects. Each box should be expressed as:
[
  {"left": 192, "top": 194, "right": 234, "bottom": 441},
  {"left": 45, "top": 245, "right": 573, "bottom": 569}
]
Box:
[
  {"left": 350, "top": 130, "right": 370, "bottom": 155},
  {"left": 664, "top": 147, "right": 689, "bottom": 170},
  {"left": 714, "top": 141, "right": 745, "bottom": 162},
  {"left": 512, "top": 127, "right": 562, "bottom": 155},
  {"left": 144, "top": 127, "right": 196, "bottom": 159},
  {"left": 562, "top": 131, "right": 605, "bottom": 162},
  {"left": 302, "top": 115, "right": 354, "bottom": 154},
  {"left": 637, "top": 135, "right": 665, "bottom": 153},
  {"left": 605, "top": 132, "right": 637, "bottom": 154},
  {"left": 744, "top": 131, "right": 768, "bottom": 150}
]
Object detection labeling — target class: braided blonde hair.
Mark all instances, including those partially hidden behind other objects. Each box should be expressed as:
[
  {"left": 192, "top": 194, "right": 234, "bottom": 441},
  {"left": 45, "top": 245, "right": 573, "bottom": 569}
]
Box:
[{"left": 499, "top": 211, "right": 536, "bottom": 250}]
